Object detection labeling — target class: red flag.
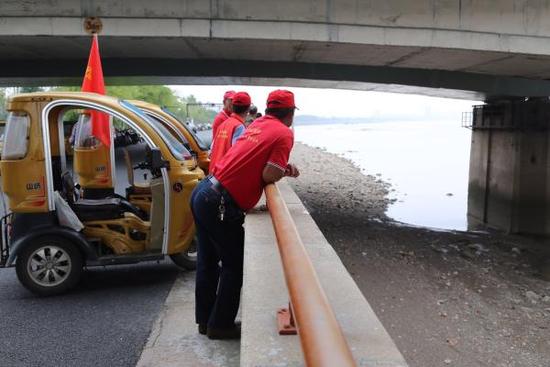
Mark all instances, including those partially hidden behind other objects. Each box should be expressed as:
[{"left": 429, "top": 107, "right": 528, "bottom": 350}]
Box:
[{"left": 81, "top": 34, "right": 110, "bottom": 147}]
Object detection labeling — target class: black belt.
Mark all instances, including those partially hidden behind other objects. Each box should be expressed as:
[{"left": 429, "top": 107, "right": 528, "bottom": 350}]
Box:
[
  {"left": 208, "top": 175, "right": 224, "bottom": 193},
  {"left": 208, "top": 175, "right": 245, "bottom": 215}
]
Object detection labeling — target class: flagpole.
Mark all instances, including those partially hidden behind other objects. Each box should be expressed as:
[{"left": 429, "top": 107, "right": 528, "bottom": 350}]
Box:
[
  {"left": 95, "top": 32, "right": 116, "bottom": 189},
  {"left": 109, "top": 115, "right": 116, "bottom": 189}
]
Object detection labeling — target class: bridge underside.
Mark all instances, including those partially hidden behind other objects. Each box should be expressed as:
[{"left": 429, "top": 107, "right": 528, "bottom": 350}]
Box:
[{"left": 4, "top": 35, "right": 550, "bottom": 100}]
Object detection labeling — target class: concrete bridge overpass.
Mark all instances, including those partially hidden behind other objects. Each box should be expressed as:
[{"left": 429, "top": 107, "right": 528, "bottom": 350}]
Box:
[{"left": 4, "top": 0, "right": 550, "bottom": 99}]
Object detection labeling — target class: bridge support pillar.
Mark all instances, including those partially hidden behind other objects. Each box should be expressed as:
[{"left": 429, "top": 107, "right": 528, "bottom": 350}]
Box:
[{"left": 468, "top": 98, "right": 550, "bottom": 235}]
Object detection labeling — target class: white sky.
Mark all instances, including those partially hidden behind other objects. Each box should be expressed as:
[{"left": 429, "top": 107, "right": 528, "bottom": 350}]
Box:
[{"left": 171, "top": 84, "right": 480, "bottom": 122}]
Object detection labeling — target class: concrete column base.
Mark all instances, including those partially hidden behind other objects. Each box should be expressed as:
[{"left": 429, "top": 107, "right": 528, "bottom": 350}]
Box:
[{"left": 468, "top": 98, "right": 550, "bottom": 235}]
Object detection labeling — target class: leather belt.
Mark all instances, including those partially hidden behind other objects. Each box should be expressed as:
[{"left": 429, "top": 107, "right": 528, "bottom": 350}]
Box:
[
  {"left": 208, "top": 175, "right": 245, "bottom": 215},
  {"left": 208, "top": 175, "right": 224, "bottom": 193}
]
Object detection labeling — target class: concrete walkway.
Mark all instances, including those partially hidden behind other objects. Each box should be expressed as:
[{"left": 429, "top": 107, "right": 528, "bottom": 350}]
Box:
[
  {"left": 136, "top": 272, "right": 240, "bottom": 367},
  {"left": 137, "top": 180, "right": 406, "bottom": 366},
  {"left": 241, "top": 181, "right": 408, "bottom": 366}
]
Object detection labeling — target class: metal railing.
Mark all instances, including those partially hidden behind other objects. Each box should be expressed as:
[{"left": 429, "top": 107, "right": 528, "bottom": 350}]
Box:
[
  {"left": 264, "top": 183, "right": 357, "bottom": 367},
  {"left": 461, "top": 111, "right": 473, "bottom": 129}
]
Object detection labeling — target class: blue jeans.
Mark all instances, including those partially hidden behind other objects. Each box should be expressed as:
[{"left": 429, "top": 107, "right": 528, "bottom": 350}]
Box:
[{"left": 190, "top": 177, "right": 245, "bottom": 328}]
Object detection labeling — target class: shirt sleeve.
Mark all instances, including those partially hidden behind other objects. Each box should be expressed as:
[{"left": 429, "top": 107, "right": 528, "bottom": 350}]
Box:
[
  {"left": 208, "top": 139, "right": 214, "bottom": 157},
  {"left": 231, "top": 125, "right": 246, "bottom": 145},
  {"left": 266, "top": 130, "right": 294, "bottom": 171}
]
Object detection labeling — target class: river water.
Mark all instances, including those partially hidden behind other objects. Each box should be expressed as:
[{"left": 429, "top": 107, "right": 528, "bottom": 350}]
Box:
[{"left": 294, "top": 121, "right": 472, "bottom": 231}]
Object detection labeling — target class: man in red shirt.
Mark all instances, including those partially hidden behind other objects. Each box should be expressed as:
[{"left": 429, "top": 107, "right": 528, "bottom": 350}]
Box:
[
  {"left": 190, "top": 89, "right": 299, "bottom": 339},
  {"left": 209, "top": 91, "right": 251, "bottom": 170},
  {"left": 211, "top": 90, "right": 235, "bottom": 139}
]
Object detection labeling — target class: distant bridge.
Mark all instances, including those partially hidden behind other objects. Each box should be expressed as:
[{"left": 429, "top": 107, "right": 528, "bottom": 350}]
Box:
[{"left": 4, "top": 1, "right": 550, "bottom": 99}]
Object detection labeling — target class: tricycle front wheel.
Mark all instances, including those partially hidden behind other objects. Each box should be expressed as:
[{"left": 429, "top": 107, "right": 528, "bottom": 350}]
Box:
[
  {"left": 16, "top": 236, "right": 83, "bottom": 296},
  {"left": 169, "top": 237, "right": 197, "bottom": 271}
]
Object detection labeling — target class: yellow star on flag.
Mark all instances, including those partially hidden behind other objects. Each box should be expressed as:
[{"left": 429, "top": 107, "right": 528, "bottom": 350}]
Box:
[{"left": 84, "top": 65, "right": 92, "bottom": 81}]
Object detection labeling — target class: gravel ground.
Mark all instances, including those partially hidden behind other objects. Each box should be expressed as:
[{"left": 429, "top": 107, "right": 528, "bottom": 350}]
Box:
[{"left": 289, "top": 142, "right": 550, "bottom": 367}]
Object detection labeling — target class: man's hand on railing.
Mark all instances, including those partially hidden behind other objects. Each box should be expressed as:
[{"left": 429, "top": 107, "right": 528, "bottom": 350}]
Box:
[
  {"left": 263, "top": 163, "right": 299, "bottom": 183},
  {"left": 284, "top": 163, "right": 300, "bottom": 178}
]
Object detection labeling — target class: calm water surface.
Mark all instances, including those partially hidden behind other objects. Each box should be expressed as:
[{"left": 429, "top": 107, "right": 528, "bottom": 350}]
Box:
[{"left": 294, "top": 121, "right": 471, "bottom": 231}]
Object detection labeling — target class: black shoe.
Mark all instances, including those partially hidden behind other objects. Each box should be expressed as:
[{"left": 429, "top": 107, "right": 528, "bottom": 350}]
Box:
[
  {"left": 206, "top": 323, "right": 241, "bottom": 340},
  {"left": 198, "top": 323, "right": 207, "bottom": 335}
]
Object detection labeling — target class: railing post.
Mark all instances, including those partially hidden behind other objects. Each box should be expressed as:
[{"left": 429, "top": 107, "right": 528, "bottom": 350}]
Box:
[{"left": 277, "top": 301, "right": 297, "bottom": 335}]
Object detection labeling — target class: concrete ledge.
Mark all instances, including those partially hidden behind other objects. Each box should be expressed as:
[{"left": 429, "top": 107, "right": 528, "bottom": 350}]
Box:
[
  {"left": 241, "top": 180, "right": 408, "bottom": 367},
  {"left": 136, "top": 272, "right": 240, "bottom": 367}
]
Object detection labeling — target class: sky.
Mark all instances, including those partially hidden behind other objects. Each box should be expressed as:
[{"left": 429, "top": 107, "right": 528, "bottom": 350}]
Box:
[{"left": 171, "top": 85, "right": 481, "bottom": 122}]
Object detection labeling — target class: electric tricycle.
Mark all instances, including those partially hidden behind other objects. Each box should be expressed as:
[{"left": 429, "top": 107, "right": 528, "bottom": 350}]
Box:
[
  {"left": 129, "top": 100, "right": 211, "bottom": 174},
  {"left": 0, "top": 92, "right": 200, "bottom": 295}
]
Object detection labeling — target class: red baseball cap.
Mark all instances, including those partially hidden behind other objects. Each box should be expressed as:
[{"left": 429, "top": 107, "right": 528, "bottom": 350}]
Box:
[
  {"left": 266, "top": 89, "right": 296, "bottom": 109},
  {"left": 223, "top": 90, "right": 236, "bottom": 100},
  {"left": 232, "top": 91, "right": 251, "bottom": 107}
]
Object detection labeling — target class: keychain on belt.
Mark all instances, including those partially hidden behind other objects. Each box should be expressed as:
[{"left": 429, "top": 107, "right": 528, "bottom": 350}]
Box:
[{"left": 218, "top": 195, "right": 226, "bottom": 222}]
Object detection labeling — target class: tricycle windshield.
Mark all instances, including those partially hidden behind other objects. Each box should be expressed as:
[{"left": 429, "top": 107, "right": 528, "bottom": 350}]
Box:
[
  {"left": 143, "top": 112, "right": 190, "bottom": 147},
  {"left": 120, "top": 100, "right": 191, "bottom": 161},
  {"left": 161, "top": 107, "right": 209, "bottom": 151}
]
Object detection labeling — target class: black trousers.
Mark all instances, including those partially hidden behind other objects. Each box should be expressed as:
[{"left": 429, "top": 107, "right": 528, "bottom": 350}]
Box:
[{"left": 190, "top": 178, "right": 245, "bottom": 328}]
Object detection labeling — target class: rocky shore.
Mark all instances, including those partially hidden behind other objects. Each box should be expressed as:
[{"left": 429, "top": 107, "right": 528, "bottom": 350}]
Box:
[{"left": 289, "top": 142, "right": 550, "bottom": 367}]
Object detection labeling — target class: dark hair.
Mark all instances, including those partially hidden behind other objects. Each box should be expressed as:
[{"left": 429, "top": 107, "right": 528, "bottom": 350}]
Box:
[
  {"left": 233, "top": 104, "right": 250, "bottom": 114},
  {"left": 249, "top": 105, "right": 258, "bottom": 114},
  {"left": 265, "top": 107, "right": 294, "bottom": 120}
]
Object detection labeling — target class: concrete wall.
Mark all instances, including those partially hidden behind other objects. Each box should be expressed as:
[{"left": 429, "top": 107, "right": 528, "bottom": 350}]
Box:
[
  {"left": 7, "top": 0, "right": 550, "bottom": 57},
  {"left": 468, "top": 130, "right": 517, "bottom": 231},
  {"left": 467, "top": 129, "right": 490, "bottom": 226},
  {"left": 7, "top": 0, "right": 550, "bottom": 44},
  {"left": 515, "top": 130, "right": 549, "bottom": 233},
  {"left": 468, "top": 100, "right": 550, "bottom": 235}
]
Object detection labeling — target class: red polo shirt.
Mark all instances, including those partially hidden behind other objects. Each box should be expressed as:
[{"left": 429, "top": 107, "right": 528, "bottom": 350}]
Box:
[
  {"left": 212, "top": 109, "right": 230, "bottom": 139},
  {"left": 212, "top": 115, "right": 294, "bottom": 211},
  {"left": 210, "top": 113, "right": 246, "bottom": 169}
]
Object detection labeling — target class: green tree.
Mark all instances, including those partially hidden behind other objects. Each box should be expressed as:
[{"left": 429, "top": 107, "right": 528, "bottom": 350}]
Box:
[
  {"left": 54, "top": 85, "right": 218, "bottom": 128},
  {"left": 178, "top": 94, "right": 219, "bottom": 126},
  {"left": 18, "top": 86, "right": 45, "bottom": 93}
]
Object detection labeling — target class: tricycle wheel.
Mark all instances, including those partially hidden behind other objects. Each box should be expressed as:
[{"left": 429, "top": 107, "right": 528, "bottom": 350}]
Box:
[
  {"left": 16, "top": 236, "right": 83, "bottom": 296},
  {"left": 169, "top": 237, "right": 197, "bottom": 270}
]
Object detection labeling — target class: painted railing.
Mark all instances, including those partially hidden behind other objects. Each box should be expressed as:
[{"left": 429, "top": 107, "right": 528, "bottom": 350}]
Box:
[{"left": 264, "top": 183, "right": 357, "bottom": 367}]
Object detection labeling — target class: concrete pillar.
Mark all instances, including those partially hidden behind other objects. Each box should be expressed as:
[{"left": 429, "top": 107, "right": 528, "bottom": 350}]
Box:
[{"left": 468, "top": 98, "right": 550, "bottom": 235}]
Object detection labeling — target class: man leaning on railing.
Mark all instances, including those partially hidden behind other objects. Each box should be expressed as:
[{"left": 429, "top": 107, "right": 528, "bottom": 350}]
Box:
[{"left": 190, "top": 89, "right": 300, "bottom": 340}]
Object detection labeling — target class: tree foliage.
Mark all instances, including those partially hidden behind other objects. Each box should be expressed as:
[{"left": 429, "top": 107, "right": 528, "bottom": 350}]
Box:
[
  {"left": 54, "top": 85, "right": 218, "bottom": 126},
  {"left": 17, "top": 86, "right": 45, "bottom": 93}
]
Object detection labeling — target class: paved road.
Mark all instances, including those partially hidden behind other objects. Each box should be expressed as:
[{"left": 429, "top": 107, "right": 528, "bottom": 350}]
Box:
[
  {"left": 0, "top": 146, "right": 184, "bottom": 367},
  {"left": 0, "top": 261, "right": 181, "bottom": 367}
]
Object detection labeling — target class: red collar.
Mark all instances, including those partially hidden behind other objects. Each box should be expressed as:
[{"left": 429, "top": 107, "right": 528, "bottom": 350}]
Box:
[
  {"left": 230, "top": 113, "right": 245, "bottom": 123},
  {"left": 263, "top": 114, "right": 288, "bottom": 127}
]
